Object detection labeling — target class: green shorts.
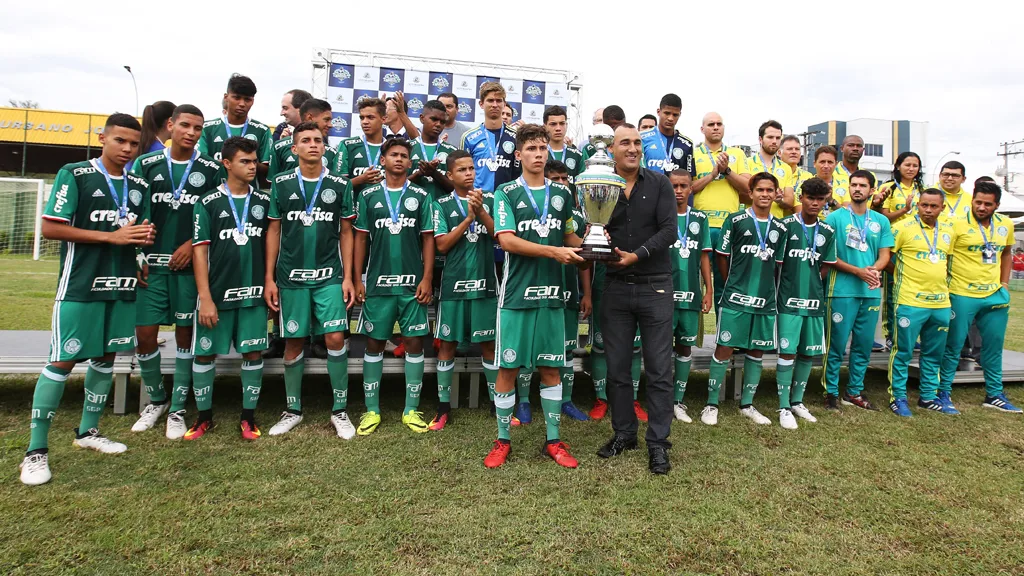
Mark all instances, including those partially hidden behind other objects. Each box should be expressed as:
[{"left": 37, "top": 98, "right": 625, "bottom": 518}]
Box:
[
  {"left": 778, "top": 313, "right": 826, "bottom": 356},
  {"left": 673, "top": 309, "right": 701, "bottom": 346},
  {"left": 496, "top": 307, "right": 565, "bottom": 369},
  {"left": 49, "top": 300, "right": 136, "bottom": 362},
  {"left": 435, "top": 297, "right": 497, "bottom": 343},
  {"left": 716, "top": 308, "right": 776, "bottom": 351},
  {"left": 357, "top": 294, "right": 429, "bottom": 340},
  {"left": 136, "top": 273, "right": 197, "bottom": 327},
  {"left": 564, "top": 307, "right": 580, "bottom": 352},
  {"left": 192, "top": 304, "right": 269, "bottom": 356},
  {"left": 279, "top": 285, "right": 348, "bottom": 338}
]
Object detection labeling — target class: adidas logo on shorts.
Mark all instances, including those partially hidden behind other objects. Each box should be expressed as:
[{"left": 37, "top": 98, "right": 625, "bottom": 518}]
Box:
[
  {"left": 92, "top": 189, "right": 105, "bottom": 197},
  {"left": 152, "top": 174, "right": 164, "bottom": 182}
]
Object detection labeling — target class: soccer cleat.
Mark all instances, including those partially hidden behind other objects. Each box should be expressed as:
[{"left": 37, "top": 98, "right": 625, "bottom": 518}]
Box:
[
  {"left": 484, "top": 440, "right": 511, "bottom": 468},
  {"left": 700, "top": 405, "right": 719, "bottom": 426},
  {"left": 936, "top": 391, "right": 959, "bottom": 413},
  {"left": 331, "top": 411, "right": 356, "bottom": 439},
  {"left": 589, "top": 399, "right": 609, "bottom": 420},
  {"left": 183, "top": 419, "right": 214, "bottom": 440},
  {"left": 240, "top": 420, "right": 262, "bottom": 440},
  {"left": 778, "top": 408, "right": 798, "bottom": 430},
  {"left": 841, "top": 393, "right": 879, "bottom": 411},
  {"left": 889, "top": 398, "right": 912, "bottom": 417},
  {"left": 357, "top": 411, "right": 381, "bottom": 436},
  {"left": 960, "top": 347, "right": 975, "bottom": 361},
  {"left": 268, "top": 412, "right": 303, "bottom": 436},
  {"left": 982, "top": 394, "right": 1023, "bottom": 413},
  {"left": 402, "top": 410, "right": 430, "bottom": 433},
  {"left": 428, "top": 412, "right": 450, "bottom": 431},
  {"left": 918, "top": 397, "right": 959, "bottom": 415},
  {"left": 263, "top": 333, "right": 285, "bottom": 359},
  {"left": 790, "top": 403, "right": 817, "bottom": 423},
  {"left": 673, "top": 402, "right": 693, "bottom": 423},
  {"left": 392, "top": 340, "right": 406, "bottom": 358},
  {"left": 561, "top": 402, "right": 590, "bottom": 421},
  {"left": 515, "top": 402, "right": 533, "bottom": 425},
  {"left": 634, "top": 401, "right": 649, "bottom": 422},
  {"left": 739, "top": 406, "right": 771, "bottom": 425},
  {"left": 19, "top": 453, "right": 51, "bottom": 486},
  {"left": 824, "top": 394, "right": 841, "bottom": 411},
  {"left": 510, "top": 415, "right": 522, "bottom": 427},
  {"left": 131, "top": 402, "right": 168, "bottom": 432},
  {"left": 72, "top": 428, "right": 127, "bottom": 454},
  {"left": 543, "top": 441, "right": 579, "bottom": 468},
  {"left": 872, "top": 340, "right": 886, "bottom": 352},
  {"left": 165, "top": 410, "right": 187, "bottom": 440}
]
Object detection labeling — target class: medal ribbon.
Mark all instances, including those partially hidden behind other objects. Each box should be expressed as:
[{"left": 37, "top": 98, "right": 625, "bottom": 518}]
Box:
[
  {"left": 796, "top": 213, "right": 819, "bottom": 256},
  {"left": 222, "top": 183, "right": 252, "bottom": 237},
  {"left": 222, "top": 115, "right": 249, "bottom": 139},
  {"left": 915, "top": 215, "right": 940, "bottom": 260},
  {"left": 747, "top": 208, "right": 772, "bottom": 254},
  {"left": 165, "top": 149, "right": 198, "bottom": 204},
  {"left": 384, "top": 181, "right": 409, "bottom": 223},
  {"left": 295, "top": 167, "right": 326, "bottom": 216},
  {"left": 93, "top": 158, "right": 129, "bottom": 218},
  {"left": 517, "top": 177, "right": 550, "bottom": 225}
]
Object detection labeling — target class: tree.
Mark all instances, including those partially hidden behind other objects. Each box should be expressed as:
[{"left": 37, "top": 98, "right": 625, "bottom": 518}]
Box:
[{"left": 8, "top": 99, "right": 40, "bottom": 109}]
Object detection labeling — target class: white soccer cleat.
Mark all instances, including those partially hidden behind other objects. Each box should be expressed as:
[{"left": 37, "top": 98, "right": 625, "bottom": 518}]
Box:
[
  {"left": 778, "top": 408, "right": 798, "bottom": 430},
  {"left": 269, "top": 412, "right": 303, "bottom": 436},
  {"left": 331, "top": 412, "right": 356, "bottom": 440},
  {"left": 739, "top": 406, "right": 771, "bottom": 425},
  {"left": 19, "top": 453, "right": 52, "bottom": 486},
  {"left": 131, "top": 403, "right": 168, "bottom": 432},
  {"left": 700, "top": 405, "right": 719, "bottom": 426},
  {"left": 673, "top": 402, "right": 693, "bottom": 423},
  {"left": 165, "top": 410, "right": 187, "bottom": 440},
  {"left": 790, "top": 403, "right": 818, "bottom": 423},
  {"left": 72, "top": 429, "right": 127, "bottom": 454}
]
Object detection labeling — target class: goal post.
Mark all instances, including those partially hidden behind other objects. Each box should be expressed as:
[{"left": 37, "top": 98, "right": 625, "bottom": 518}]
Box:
[{"left": 0, "top": 177, "right": 57, "bottom": 260}]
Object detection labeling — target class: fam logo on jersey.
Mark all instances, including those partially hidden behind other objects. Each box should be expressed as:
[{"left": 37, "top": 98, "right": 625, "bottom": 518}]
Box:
[
  {"left": 286, "top": 320, "right": 299, "bottom": 334},
  {"left": 251, "top": 205, "right": 265, "bottom": 220},
  {"left": 322, "top": 189, "right": 337, "bottom": 204},
  {"left": 63, "top": 338, "right": 82, "bottom": 356},
  {"left": 551, "top": 195, "right": 564, "bottom": 211},
  {"left": 188, "top": 172, "right": 206, "bottom": 187},
  {"left": 502, "top": 348, "right": 517, "bottom": 363}
]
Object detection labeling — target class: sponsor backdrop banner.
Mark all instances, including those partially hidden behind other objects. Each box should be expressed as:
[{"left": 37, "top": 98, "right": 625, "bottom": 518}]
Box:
[{"left": 325, "top": 63, "right": 570, "bottom": 144}]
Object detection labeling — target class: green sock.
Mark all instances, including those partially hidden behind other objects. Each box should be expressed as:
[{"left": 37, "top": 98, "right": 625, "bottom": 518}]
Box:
[
  {"left": 495, "top": 391, "right": 515, "bottom": 440},
  {"left": 560, "top": 363, "right": 574, "bottom": 404},
  {"left": 283, "top": 353, "right": 304, "bottom": 413},
  {"left": 540, "top": 384, "right": 562, "bottom": 441},
  {"left": 631, "top": 350, "right": 641, "bottom": 400},
  {"left": 674, "top": 354, "right": 691, "bottom": 403},
  {"left": 482, "top": 358, "right": 498, "bottom": 401},
  {"left": 328, "top": 346, "right": 349, "bottom": 412},
  {"left": 707, "top": 357, "right": 727, "bottom": 406},
  {"left": 169, "top": 349, "right": 192, "bottom": 413},
  {"left": 405, "top": 353, "right": 425, "bottom": 413},
  {"left": 192, "top": 360, "right": 215, "bottom": 412},
  {"left": 776, "top": 359, "right": 794, "bottom": 409},
  {"left": 362, "top": 353, "right": 383, "bottom": 414},
  {"left": 78, "top": 360, "right": 114, "bottom": 432},
  {"left": 437, "top": 359, "right": 454, "bottom": 404},
  {"left": 792, "top": 357, "right": 813, "bottom": 405},
  {"left": 592, "top": 351, "right": 607, "bottom": 400},
  {"left": 240, "top": 360, "right": 263, "bottom": 410},
  {"left": 137, "top": 350, "right": 165, "bottom": 403},
  {"left": 28, "top": 365, "right": 69, "bottom": 452},
  {"left": 516, "top": 371, "right": 532, "bottom": 405},
  {"left": 740, "top": 356, "right": 763, "bottom": 407}
]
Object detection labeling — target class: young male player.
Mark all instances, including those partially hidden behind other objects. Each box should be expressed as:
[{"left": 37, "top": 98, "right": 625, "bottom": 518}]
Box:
[
  {"left": 263, "top": 122, "right": 357, "bottom": 438},
  {"left": 197, "top": 74, "right": 273, "bottom": 179},
  {"left": 187, "top": 137, "right": 272, "bottom": 440},
  {"left": 543, "top": 106, "right": 586, "bottom": 182},
  {"left": 19, "top": 114, "right": 154, "bottom": 486},
  {"left": 460, "top": 82, "right": 521, "bottom": 192},
  {"left": 409, "top": 100, "right": 458, "bottom": 201},
  {"left": 353, "top": 138, "right": 435, "bottom": 434},
  {"left": 640, "top": 93, "right": 695, "bottom": 176},
  {"left": 339, "top": 98, "right": 388, "bottom": 194},
  {"left": 268, "top": 98, "right": 337, "bottom": 178}
]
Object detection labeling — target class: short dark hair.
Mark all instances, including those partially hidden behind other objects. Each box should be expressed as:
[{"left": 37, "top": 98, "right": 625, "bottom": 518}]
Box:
[
  {"left": 620, "top": 122, "right": 636, "bottom": 130},
  {"left": 850, "top": 169, "right": 876, "bottom": 188},
  {"left": 919, "top": 187, "right": 945, "bottom": 202},
  {"left": 974, "top": 180, "right": 1003, "bottom": 203},
  {"left": 814, "top": 145, "right": 838, "bottom": 162},
  {"left": 299, "top": 98, "right": 331, "bottom": 118},
  {"left": 516, "top": 124, "right": 549, "bottom": 149},
  {"left": 603, "top": 105, "right": 626, "bottom": 124},
  {"left": 105, "top": 113, "right": 142, "bottom": 132},
  {"left": 438, "top": 92, "right": 458, "bottom": 107},
  {"left": 358, "top": 97, "right": 386, "bottom": 116},
  {"left": 422, "top": 100, "right": 447, "bottom": 116},
  {"left": 381, "top": 137, "right": 412, "bottom": 156},
  {"left": 781, "top": 134, "right": 801, "bottom": 147},
  {"left": 221, "top": 136, "right": 258, "bottom": 161},
  {"left": 801, "top": 177, "right": 831, "bottom": 198},
  {"left": 545, "top": 160, "right": 569, "bottom": 177},
  {"left": 758, "top": 120, "right": 783, "bottom": 139},
  {"left": 669, "top": 168, "right": 692, "bottom": 181},
  {"left": 749, "top": 172, "right": 779, "bottom": 191},
  {"left": 171, "top": 104, "right": 203, "bottom": 121},
  {"left": 226, "top": 74, "right": 257, "bottom": 97},
  {"left": 543, "top": 105, "right": 567, "bottom": 123},
  {"left": 445, "top": 149, "right": 472, "bottom": 171},
  {"left": 975, "top": 175, "right": 996, "bottom": 186},
  {"left": 941, "top": 160, "right": 966, "bottom": 176},
  {"left": 288, "top": 89, "right": 312, "bottom": 109},
  {"left": 292, "top": 121, "right": 322, "bottom": 141},
  {"left": 659, "top": 93, "right": 682, "bottom": 109},
  {"left": 638, "top": 113, "right": 657, "bottom": 126}
]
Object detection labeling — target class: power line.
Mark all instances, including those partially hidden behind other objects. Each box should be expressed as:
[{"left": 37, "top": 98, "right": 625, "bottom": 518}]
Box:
[{"left": 997, "top": 138, "right": 1024, "bottom": 191}]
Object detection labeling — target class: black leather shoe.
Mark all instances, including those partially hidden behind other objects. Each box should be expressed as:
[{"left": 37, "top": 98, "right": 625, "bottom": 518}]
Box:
[
  {"left": 648, "top": 445, "right": 670, "bottom": 475},
  {"left": 596, "top": 434, "right": 638, "bottom": 458}
]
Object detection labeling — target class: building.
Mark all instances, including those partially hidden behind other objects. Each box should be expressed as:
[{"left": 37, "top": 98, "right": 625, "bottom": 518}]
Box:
[
  {"left": 805, "top": 119, "right": 928, "bottom": 183},
  {"left": 0, "top": 107, "right": 114, "bottom": 177}
]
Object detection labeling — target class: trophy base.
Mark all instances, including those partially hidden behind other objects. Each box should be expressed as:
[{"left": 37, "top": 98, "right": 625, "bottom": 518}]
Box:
[{"left": 580, "top": 244, "right": 620, "bottom": 261}]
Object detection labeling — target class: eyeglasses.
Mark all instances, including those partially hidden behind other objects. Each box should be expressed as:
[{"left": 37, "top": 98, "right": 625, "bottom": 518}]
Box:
[{"left": 939, "top": 172, "right": 964, "bottom": 179}]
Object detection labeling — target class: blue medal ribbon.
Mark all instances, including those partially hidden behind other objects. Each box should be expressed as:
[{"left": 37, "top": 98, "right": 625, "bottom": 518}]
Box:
[
  {"left": 517, "top": 177, "right": 551, "bottom": 225},
  {"left": 295, "top": 167, "right": 326, "bottom": 216},
  {"left": 384, "top": 181, "right": 409, "bottom": 224},
  {"left": 482, "top": 123, "right": 505, "bottom": 163},
  {"left": 417, "top": 138, "right": 437, "bottom": 162},
  {"left": 747, "top": 208, "right": 772, "bottom": 253},
  {"left": 677, "top": 209, "right": 691, "bottom": 247},
  {"left": 974, "top": 212, "right": 997, "bottom": 256},
  {"left": 796, "top": 213, "right": 819, "bottom": 256},
  {"left": 662, "top": 132, "right": 675, "bottom": 164},
  {"left": 222, "top": 115, "right": 249, "bottom": 139},
  {"left": 222, "top": 183, "right": 252, "bottom": 237},
  {"left": 915, "top": 215, "right": 940, "bottom": 260},
  {"left": 362, "top": 137, "right": 382, "bottom": 167},
  {"left": 93, "top": 158, "right": 129, "bottom": 218},
  {"left": 165, "top": 149, "right": 198, "bottom": 204},
  {"left": 547, "top": 145, "right": 565, "bottom": 161},
  {"left": 451, "top": 191, "right": 475, "bottom": 233},
  {"left": 947, "top": 192, "right": 963, "bottom": 217},
  {"left": 700, "top": 144, "right": 724, "bottom": 180}
]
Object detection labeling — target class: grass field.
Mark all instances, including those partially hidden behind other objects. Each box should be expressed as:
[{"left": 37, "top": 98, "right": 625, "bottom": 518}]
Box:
[{"left": 2, "top": 257, "right": 1024, "bottom": 575}]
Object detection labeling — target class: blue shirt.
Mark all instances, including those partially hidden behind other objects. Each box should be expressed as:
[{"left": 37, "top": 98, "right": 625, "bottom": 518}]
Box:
[
  {"left": 639, "top": 128, "right": 695, "bottom": 176},
  {"left": 461, "top": 123, "right": 521, "bottom": 192},
  {"left": 825, "top": 207, "right": 895, "bottom": 300}
]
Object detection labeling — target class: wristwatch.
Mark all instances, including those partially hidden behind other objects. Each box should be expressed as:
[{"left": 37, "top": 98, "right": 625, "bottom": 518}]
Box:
[{"left": 721, "top": 166, "right": 732, "bottom": 176}]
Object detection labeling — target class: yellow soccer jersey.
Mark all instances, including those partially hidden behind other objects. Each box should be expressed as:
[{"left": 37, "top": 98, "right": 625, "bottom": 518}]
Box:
[
  {"left": 892, "top": 217, "right": 954, "bottom": 308},
  {"left": 795, "top": 171, "right": 850, "bottom": 218},
  {"left": 748, "top": 153, "right": 792, "bottom": 218},
  {"left": 938, "top": 186, "right": 971, "bottom": 224},
  {"left": 693, "top": 143, "right": 748, "bottom": 228},
  {"left": 947, "top": 212, "right": 1014, "bottom": 297},
  {"left": 882, "top": 181, "right": 921, "bottom": 226}
]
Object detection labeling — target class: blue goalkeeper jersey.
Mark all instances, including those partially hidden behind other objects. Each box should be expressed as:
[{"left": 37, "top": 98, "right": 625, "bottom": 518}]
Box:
[
  {"left": 640, "top": 128, "right": 696, "bottom": 176},
  {"left": 461, "top": 123, "right": 521, "bottom": 192}
]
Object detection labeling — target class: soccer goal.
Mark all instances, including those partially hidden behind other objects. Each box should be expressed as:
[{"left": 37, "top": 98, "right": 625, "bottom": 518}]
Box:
[{"left": 0, "top": 177, "right": 59, "bottom": 260}]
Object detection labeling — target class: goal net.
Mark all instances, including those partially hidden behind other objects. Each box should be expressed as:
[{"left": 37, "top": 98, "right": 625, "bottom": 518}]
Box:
[{"left": 0, "top": 178, "right": 60, "bottom": 260}]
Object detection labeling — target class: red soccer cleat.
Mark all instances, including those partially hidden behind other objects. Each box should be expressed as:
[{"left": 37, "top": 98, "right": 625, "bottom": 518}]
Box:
[
  {"left": 589, "top": 399, "right": 608, "bottom": 420},
  {"left": 543, "top": 441, "right": 579, "bottom": 468},
  {"left": 634, "top": 400, "right": 649, "bottom": 422},
  {"left": 393, "top": 340, "right": 406, "bottom": 358},
  {"left": 429, "top": 412, "right": 450, "bottom": 431},
  {"left": 183, "top": 419, "right": 213, "bottom": 441},
  {"left": 484, "top": 440, "right": 511, "bottom": 468},
  {"left": 510, "top": 415, "right": 522, "bottom": 427},
  {"left": 240, "top": 420, "right": 262, "bottom": 440}
]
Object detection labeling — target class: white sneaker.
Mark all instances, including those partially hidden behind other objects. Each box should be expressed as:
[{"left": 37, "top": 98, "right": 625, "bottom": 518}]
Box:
[
  {"left": 790, "top": 403, "right": 817, "bottom": 423},
  {"left": 269, "top": 412, "right": 303, "bottom": 436},
  {"left": 778, "top": 408, "right": 798, "bottom": 430},
  {"left": 19, "top": 453, "right": 51, "bottom": 486},
  {"left": 331, "top": 411, "right": 356, "bottom": 440},
  {"left": 673, "top": 402, "right": 693, "bottom": 423},
  {"left": 166, "top": 410, "right": 187, "bottom": 440},
  {"left": 700, "top": 405, "right": 719, "bottom": 426},
  {"left": 72, "top": 429, "right": 127, "bottom": 454},
  {"left": 131, "top": 402, "right": 168, "bottom": 432},
  {"left": 739, "top": 406, "right": 771, "bottom": 425}
]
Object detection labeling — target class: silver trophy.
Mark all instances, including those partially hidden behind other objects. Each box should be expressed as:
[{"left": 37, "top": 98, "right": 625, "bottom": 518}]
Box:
[{"left": 576, "top": 125, "right": 625, "bottom": 261}]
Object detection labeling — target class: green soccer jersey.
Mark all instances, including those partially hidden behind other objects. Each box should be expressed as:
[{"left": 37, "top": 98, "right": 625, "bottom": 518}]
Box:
[
  {"left": 672, "top": 209, "right": 712, "bottom": 310},
  {"left": 197, "top": 117, "right": 273, "bottom": 163},
  {"left": 268, "top": 170, "right": 355, "bottom": 289},
  {"left": 268, "top": 135, "right": 339, "bottom": 179},
  {"left": 494, "top": 178, "right": 578, "bottom": 310},
  {"left": 715, "top": 209, "right": 789, "bottom": 315},
  {"left": 339, "top": 136, "right": 383, "bottom": 193},
  {"left": 43, "top": 159, "right": 151, "bottom": 302},
  {"left": 777, "top": 215, "right": 838, "bottom": 316},
  {"left": 192, "top": 186, "right": 271, "bottom": 309},
  {"left": 562, "top": 208, "right": 587, "bottom": 309},
  {"left": 409, "top": 138, "right": 459, "bottom": 201},
  {"left": 432, "top": 191, "right": 497, "bottom": 300},
  {"left": 548, "top": 145, "right": 585, "bottom": 183},
  {"left": 354, "top": 181, "right": 433, "bottom": 296},
  {"left": 131, "top": 150, "right": 220, "bottom": 275}
]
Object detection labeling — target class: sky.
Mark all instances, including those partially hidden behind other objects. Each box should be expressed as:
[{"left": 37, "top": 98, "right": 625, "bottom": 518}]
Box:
[{"left": 3, "top": 0, "right": 1024, "bottom": 189}]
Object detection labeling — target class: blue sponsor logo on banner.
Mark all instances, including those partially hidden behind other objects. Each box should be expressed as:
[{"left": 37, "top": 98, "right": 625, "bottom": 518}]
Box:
[
  {"left": 457, "top": 101, "right": 474, "bottom": 122},
  {"left": 476, "top": 75, "right": 500, "bottom": 93},
  {"left": 429, "top": 72, "right": 452, "bottom": 95},
  {"left": 405, "top": 94, "right": 427, "bottom": 115},
  {"left": 329, "top": 64, "right": 355, "bottom": 88},
  {"left": 524, "top": 80, "right": 545, "bottom": 103},
  {"left": 507, "top": 102, "right": 522, "bottom": 121},
  {"left": 354, "top": 89, "right": 379, "bottom": 110},
  {"left": 329, "top": 113, "right": 351, "bottom": 138},
  {"left": 380, "top": 67, "right": 404, "bottom": 91}
]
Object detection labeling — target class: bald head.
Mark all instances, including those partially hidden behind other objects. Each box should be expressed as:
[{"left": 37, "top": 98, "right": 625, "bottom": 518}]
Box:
[
  {"left": 592, "top": 107, "right": 605, "bottom": 125},
  {"left": 841, "top": 134, "right": 864, "bottom": 165},
  {"left": 701, "top": 112, "right": 724, "bottom": 145}
]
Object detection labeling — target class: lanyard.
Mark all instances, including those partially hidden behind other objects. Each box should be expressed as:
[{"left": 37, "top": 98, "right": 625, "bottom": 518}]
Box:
[
  {"left": 483, "top": 124, "right": 505, "bottom": 160},
  {"left": 747, "top": 208, "right": 772, "bottom": 252},
  {"left": 517, "top": 177, "right": 550, "bottom": 222},
  {"left": 662, "top": 133, "right": 675, "bottom": 162},
  {"left": 677, "top": 209, "right": 691, "bottom": 245},
  {"left": 452, "top": 191, "right": 469, "bottom": 218},
  {"left": 362, "top": 137, "right": 382, "bottom": 166},
  {"left": 849, "top": 207, "right": 871, "bottom": 243},
  {"left": 547, "top": 145, "right": 564, "bottom": 161},
  {"left": 384, "top": 181, "right": 409, "bottom": 223},
  {"left": 417, "top": 138, "right": 438, "bottom": 162},
  {"left": 796, "top": 213, "right": 819, "bottom": 255},
  {"left": 93, "top": 158, "right": 129, "bottom": 217},
  {"left": 947, "top": 192, "right": 963, "bottom": 217},
  {"left": 896, "top": 182, "right": 916, "bottom": 207},
  {"left": 295, "top": 167, "right": 326, "bottom": 215},
  {"left": 222, "top": 184, "right": 252, "bottom": 235},
  {"left": 700, "top": 144, "right": 724, "bottom": 180},
  {"left": 915, "top": 215, "right": 939, "bottom": 258},
  {"left": 756, "top": 153, "right": 777, "bottom": 175},
  {"left": 222, "top": 116, "right": 249, "bottom": 139},
  {"left": 165, "top": 149, "right": 198, "bottom": 202},
  {"left": 973, "top": 212, "right": 996, "bottom": 251}
]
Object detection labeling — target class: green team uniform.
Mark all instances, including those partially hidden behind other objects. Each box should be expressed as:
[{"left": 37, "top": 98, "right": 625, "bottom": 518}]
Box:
[
  {"left": 191, "top": 186, "right": 271, "bottom": 355},
  {"left": 42, "top": 159, "right": 151, "bottom": 361},
  {"left": 269, "top": 169, "right": 355, "bottom": 338},
  {"left": 432, "top": 191, "right": 498, "bottom": 343},
  {"left": 354, "top": 181, "right": 433, "bottom": 339},
  {"left": 548, "top": 145, "right": 585, "bottom": 184},
  {"left": 409, "top": 139, "right": 459, "bottom": 202},
  {"left": 494, "top": 179, "right": 577, "bottom": 369},
  {"left": 338, "top": 136, "right": 383, "bottom": 194},
  {"left": 562, "top": 208, "right": 587, "bottom": 353},
  {"left": 131, "top": 150, "right": 220, "bottom": 327},
  {"left": 197, "top": 117, "right": 273, "bottom": 164},
  {"left": 776, "top": 215, "right": 837, "bottom": 356},
  {"left": 268, "top": 135, "right": 339, "bottom": 179},
  {"left": 671, "top": 209, "right": 712, "bottom": 346}
]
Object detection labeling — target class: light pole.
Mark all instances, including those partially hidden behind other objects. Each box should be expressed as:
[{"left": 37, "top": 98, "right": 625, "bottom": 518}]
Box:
[
  {"left": 123, "top": 65, "right": 138, "bottom": 116},
  {"left": 930, "top": 150, "right": 960, "bottom": 184}
]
